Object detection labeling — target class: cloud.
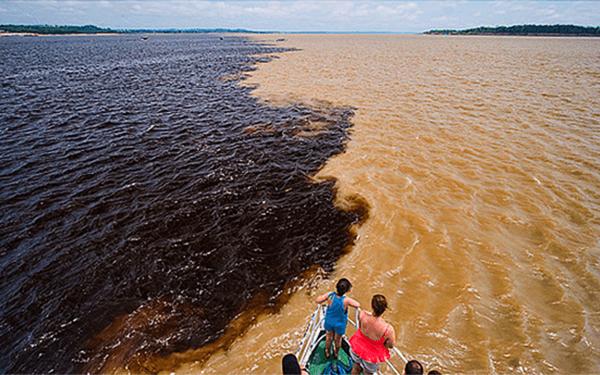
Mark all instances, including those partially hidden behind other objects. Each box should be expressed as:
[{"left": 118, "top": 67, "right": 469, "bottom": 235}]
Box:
[{"left": 0, "top": 0, "right": 598, "bottom": 32}]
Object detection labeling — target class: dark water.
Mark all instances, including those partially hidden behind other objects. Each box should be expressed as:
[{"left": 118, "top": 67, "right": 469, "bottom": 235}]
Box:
[{"left": 0, "top": 34, "right": 362, "bottom": 373}]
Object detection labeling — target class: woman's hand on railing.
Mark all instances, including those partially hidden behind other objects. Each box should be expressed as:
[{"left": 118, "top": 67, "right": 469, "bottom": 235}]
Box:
[
  {"left": 315, "top": 292, "right": 330, "bottom": 304},
  {"left": 346, "top": 296, "right": 361, "bottom": 309},
  {"left": 384, "top": 337, "right": 394, "bottom": 349}
]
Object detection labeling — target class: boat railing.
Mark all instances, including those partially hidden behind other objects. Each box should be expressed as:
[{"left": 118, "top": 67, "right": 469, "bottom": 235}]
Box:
[
  {"left": 297, "top": 304, "right": 407, "bottom": 374},
  {"left": 297, "top": 305, "right": 325, "bottom": 365}
]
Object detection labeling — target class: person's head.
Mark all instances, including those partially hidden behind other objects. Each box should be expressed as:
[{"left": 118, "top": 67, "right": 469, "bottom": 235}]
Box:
[
  {"left": 282, "top": 353, "right": 302, "bottom": 375},
  {"left": 371, "top": 294, "right": 388, "bottom": 317},
  {"left": 428, "top": 370, "right": 441, "bottom": 375},
  {"left": 336, "top": 278, "right": 352, "bottom": 296},
  {"left": 404, "top": 360, "right": 424, "bottom": 375}
]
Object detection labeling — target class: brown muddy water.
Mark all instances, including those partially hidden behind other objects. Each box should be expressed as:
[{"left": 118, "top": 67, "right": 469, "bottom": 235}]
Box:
[{"left": 170, "top": 35, "right": 600, "bottom": 374}]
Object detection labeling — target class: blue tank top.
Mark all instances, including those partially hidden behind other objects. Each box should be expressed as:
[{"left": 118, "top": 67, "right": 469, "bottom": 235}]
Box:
[{"left": 325, "top": 292, "right": 347, "bottom": 328}]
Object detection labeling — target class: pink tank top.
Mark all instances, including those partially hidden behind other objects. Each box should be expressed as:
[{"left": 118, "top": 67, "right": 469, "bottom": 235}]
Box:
[{"left": 349, "top": 319, "right": 391, "bottom": 363}]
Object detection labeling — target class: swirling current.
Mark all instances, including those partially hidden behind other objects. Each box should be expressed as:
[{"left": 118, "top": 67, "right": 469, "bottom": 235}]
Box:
[{"left": 0, "top": 34, "right": 364, "bottom": 373}]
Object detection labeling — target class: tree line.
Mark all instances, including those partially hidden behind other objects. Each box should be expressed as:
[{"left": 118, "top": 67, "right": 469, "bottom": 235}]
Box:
[
  {"left": 425, "top": 24, "right": 600, "bottom": 36},
  {"left": 0, "top": 24, "right": 265, "bottom": 35},
  {"left": 0, "top": 24, "right": 116, "bottom": 34}
]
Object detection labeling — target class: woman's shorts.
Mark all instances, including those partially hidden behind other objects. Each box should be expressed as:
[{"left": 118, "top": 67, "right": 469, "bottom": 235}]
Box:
[
  {"left": 350, "top": 349, "right": 379, "bottom": 373},
  {"left": 324, "top": 320, "right": 347, "bottom": 336}
]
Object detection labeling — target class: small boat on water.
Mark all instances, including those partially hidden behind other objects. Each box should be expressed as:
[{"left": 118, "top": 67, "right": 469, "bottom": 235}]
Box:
[{"left": 296, "top": 305, "right": 407, "bottom": 374}]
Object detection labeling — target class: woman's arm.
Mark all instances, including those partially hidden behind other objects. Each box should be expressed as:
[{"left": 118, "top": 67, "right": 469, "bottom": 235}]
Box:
[
  {"left": 344, "top": 297, "right": 361, "bottom": 309},
  {"left": 384, "top": 324, "right": 396, "bottom": 348},
  {"left": 358, "top": 309, "right": 369, "bottom": 326},
  {"left": 315, "top": 292, "right": 331, "bottom": 304}
]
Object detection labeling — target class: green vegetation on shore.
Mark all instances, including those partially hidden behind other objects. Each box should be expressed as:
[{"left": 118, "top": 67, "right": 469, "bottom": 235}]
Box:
[
  {"left": 0, "top": 24, "right": 116, "bottom": 34},
  {"left": 0, "top": 24, "right": 266, "bottom": 35},
  {"left": 425, "top": 24, "right": 600, "bottom": 36}
]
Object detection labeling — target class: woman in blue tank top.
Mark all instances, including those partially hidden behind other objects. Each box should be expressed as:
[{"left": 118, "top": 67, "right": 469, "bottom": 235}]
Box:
[{"left": 316, "top": 278, "right": 360, "bottom": 359}]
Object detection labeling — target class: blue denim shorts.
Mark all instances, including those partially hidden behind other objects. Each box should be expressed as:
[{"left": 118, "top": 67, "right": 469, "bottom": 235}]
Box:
[
  {"left": 324, "top": 319, "right": 347, "bottom": 336},
  {"left": 350, "top": 348, "right": 380, "bottom": 374}
]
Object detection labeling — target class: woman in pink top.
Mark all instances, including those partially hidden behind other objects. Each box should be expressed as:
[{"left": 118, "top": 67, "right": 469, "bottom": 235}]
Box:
[{"left": 349, "top": 294, "right": 396, "bottom": 374}]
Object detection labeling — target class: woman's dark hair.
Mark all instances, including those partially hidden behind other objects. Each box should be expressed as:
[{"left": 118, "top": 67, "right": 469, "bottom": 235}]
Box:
[
  {"left": 371, "top": 294, "right": 388, "bottom": 316},
  {"left": 336, "top": 278, "right": 352, "bottom": 296},
  {"left": 405, "top": 360, "right": 424, "bottom": 375},
  {"left": 428, "top": 370, "right": 442, "bottom": 375},
  {"left": 282, "top": 353, "right": 302, "bottom": 375}
]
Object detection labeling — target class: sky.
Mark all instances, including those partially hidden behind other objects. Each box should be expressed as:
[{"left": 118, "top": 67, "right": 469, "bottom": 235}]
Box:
[{"left": 0, "top": 0, "right": 598, "bottom": 33}]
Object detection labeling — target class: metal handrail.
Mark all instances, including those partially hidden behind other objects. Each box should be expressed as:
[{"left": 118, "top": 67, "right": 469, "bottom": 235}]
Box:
[
  {"left": 298, "top": 305, "right": 325, "bottom": 366},
  {"left": 296, "top": 306, "right": 318, "bottom": 358},
  {"left": 297, "top": 303, "right": 408, "bottom": 374}
]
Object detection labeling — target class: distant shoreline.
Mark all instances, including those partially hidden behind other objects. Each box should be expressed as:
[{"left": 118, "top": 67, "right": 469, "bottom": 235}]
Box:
[
  {"left": 3, "top": 32, "right": 600, "bottom": 39},
  {"left": 0, "top": 32, "right": 258, "bottom": 37},
  {"left": 2, "top": 23, "right": 599, "bottom": 37},
  {"left": 425, "top": 32, "right": 600, "bottom": 37},
  {"left": 424, "top": 33, "right": 600, "bottom": 38},
  {"left": 0, "top": 24, "right": 268, "bottom": 35},
  {"left": 425, "top": 24, "right": 600, "bottom": 37},
  {"left": 0, "top": 32, "right": 121, "bottom": 37}
]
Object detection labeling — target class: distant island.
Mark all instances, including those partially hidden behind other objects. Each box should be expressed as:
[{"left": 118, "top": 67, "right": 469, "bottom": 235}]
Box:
[
  {"left": 425, "top": 24, "right": 600, "bottom": 36},
  {"left": 0, "top": 24, "right": 267, "bottom": 35}
]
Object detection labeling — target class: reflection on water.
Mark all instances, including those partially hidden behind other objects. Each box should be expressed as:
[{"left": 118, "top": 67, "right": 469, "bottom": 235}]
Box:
[{"left": 188, "top": 35, "right": 600, "bottom": 374}]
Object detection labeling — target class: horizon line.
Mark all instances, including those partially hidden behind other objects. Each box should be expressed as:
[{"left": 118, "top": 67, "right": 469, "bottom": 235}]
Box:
[
  {"left": 0, "top": 23, "right": 422, "bottom": 34},
  {"left": 2, "top": 23, "right": 598, "bottom": 35}
]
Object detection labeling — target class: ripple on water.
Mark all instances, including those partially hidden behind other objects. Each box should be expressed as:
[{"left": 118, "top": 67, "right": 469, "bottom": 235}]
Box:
[
  {"left": 240, "top": 35, "right": 600, "bottom": 374},
  {"left": 0, "top": 35, "right": 365, "bottom": 373}
]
